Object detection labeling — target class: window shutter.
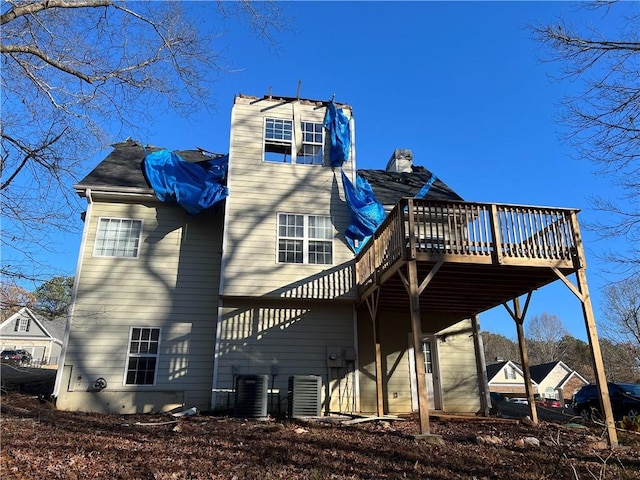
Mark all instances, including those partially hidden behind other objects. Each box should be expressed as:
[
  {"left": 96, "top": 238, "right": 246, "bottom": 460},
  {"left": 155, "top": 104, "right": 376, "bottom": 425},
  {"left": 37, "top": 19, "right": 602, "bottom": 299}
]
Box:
[{"left": 14, "top": 319, "right": 19, "bottom": 331}]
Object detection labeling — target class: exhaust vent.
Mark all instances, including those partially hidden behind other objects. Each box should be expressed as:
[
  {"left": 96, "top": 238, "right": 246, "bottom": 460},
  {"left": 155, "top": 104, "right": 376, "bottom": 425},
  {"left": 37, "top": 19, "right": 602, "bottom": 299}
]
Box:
[
  {"left": 234, "top": 374, "right": 268, "bottom": 419},
  {"left": 288, "top": 375, "right": 322, "bottom": 418}
]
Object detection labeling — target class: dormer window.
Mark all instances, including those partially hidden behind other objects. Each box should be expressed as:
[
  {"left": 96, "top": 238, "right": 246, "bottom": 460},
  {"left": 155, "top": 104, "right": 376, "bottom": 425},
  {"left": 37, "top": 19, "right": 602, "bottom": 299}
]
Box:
[{"left": 264, "top": 118, "right": 324, "bottom": 165}]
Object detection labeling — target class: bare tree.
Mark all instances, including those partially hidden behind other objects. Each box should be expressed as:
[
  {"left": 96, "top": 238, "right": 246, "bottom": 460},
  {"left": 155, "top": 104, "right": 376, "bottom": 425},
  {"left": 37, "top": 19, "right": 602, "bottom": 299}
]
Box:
[
  {"left": 526, "top": 312, "right": 568, "bottom": 364},
  {"left": 0, "top": 280, "right": 36, "bottom": 320},
  {"left": 481, "top": 331, "right": 519, "bottom": 364},
  {"left": 0, "top": 0, "right": 285, "bottom": 281},
  {"left": 601, "top": 275, "right": 640, "bottom": 347},
  {"left": 532, "top": 1, "right": 640, "bottom": 272}
]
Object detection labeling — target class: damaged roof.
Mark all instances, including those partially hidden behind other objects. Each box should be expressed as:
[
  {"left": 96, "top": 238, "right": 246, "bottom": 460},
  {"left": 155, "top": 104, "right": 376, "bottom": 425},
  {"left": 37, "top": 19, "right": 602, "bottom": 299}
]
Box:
[
  {"left": 77, "top": 140, "right": 463, "bottom": 205},
  {"left": 75, "top": 139, "right": 223, "bottom": 192},
  {"left": 358, "top": 166, "right": 463, "bottom": 205}
]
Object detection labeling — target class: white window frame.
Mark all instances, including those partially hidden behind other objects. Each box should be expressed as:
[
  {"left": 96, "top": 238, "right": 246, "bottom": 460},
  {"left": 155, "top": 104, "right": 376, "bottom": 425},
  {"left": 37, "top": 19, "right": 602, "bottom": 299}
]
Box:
[
  {"left": 123, "top": 327, "right": 161, "bottom": 386},
  {"left": 263, "top": 117, "right": 325, "bottom": 165},
  {"left": 93, "top": 217, "right": 143, "bottom": 258},
  {"left": 277, "top": 213, "right": 333, "bottom": 265},
  {"left": 17, "top": 317, "right": 29, "bottom": 332},
  {"left": 504, "top": 365, "right": 516, "bottom": 380}
]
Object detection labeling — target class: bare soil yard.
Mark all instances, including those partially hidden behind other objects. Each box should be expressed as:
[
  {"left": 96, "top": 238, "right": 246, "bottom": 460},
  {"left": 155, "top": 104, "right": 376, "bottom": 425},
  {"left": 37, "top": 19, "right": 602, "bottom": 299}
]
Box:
[{"left": 1, "top": 393, "right": 639, "bottom": 480}]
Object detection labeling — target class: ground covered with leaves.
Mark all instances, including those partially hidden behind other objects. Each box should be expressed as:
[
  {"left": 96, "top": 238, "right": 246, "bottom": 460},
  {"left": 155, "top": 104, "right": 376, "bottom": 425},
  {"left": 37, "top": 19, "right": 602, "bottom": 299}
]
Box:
[{"left": 1, "top": 393, "right": 639, "bottom": 480}]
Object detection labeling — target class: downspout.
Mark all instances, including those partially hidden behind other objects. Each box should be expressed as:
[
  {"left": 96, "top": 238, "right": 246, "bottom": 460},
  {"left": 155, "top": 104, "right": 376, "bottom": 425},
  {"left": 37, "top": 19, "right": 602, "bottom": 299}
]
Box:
[{"left": 53, "top": 188, "right": 93, "bottom": 398}]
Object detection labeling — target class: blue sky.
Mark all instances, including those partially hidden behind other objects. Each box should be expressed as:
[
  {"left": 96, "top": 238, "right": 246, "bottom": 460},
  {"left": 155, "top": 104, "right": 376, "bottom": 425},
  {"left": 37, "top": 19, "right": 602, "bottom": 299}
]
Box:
[{"left": 46, "top": 1, "right": 634, "bottom": 342}]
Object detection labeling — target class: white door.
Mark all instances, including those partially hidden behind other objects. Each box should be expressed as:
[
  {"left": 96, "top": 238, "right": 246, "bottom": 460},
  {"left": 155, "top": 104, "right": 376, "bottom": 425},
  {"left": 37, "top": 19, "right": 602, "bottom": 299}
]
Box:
[{"left": 409, "top": 335, "right": 442, "bottom": 411}]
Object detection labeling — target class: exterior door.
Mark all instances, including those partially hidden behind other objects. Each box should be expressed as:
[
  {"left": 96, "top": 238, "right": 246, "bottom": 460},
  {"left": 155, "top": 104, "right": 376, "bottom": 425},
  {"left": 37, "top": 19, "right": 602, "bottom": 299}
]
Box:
[{"left": 409, "top": 335, "right": 442, "bottom": 411}]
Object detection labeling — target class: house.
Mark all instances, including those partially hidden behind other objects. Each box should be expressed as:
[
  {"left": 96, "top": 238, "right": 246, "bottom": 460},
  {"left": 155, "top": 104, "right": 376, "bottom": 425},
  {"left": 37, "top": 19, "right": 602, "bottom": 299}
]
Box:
[
  {"left": 486, "top": 360, "right": 538, "bottom": 399},
  {"left": 53, "top": 91, "right": 616, "bottom": 443},
  {"left": 529, "top": 361, "right": 589, "bottom": 404},
  {"left": 486, "top": 360, "right": 589, "bottom": 404},
  {"left": 0, "top": 307, "right": 66, "bottom": 365}
]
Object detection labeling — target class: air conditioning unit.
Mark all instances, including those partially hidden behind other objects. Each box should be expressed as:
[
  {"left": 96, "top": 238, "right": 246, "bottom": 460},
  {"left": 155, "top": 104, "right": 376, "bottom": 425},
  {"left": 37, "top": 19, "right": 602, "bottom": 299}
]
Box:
[
  {"left": 234, "top": 374, "right": 268, "bottom": 419},
  {"left": 288, "top": 375, "right": 322, "bottom": 418}
]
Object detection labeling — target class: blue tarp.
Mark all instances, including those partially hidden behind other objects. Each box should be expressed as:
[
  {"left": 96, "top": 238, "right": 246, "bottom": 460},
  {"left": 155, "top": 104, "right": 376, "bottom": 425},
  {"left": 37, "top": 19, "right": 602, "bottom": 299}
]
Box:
[
  {"left": 323, "top": 102, "right": 351, "bottom": 167},
  {"left": 415, "top": 174, "right": 438, "bottom": 199},
  {"left": 143, "top": 150, "right": 229, "bottom": 216},
  {"left": 341, "top": 170, "right": 386, "bottom": 254}
]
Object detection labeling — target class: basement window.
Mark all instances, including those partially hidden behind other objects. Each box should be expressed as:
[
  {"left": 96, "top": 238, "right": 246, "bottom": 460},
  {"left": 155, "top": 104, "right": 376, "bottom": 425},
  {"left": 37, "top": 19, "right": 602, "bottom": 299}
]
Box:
[{"left": 125, "top": 327, "right": 160, "bottom": 385}]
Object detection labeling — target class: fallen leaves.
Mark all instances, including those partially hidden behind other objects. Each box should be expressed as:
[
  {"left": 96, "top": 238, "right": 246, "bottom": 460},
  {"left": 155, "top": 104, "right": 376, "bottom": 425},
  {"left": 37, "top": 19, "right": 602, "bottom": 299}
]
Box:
[{"left": 1, "top": 393, "right": 639, "bottom": 479}]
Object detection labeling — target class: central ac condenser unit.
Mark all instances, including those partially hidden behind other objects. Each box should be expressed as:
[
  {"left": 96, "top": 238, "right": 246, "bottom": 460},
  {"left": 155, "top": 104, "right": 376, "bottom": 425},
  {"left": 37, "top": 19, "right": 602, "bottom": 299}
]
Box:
[
  {"left": 234, "top": 374, "right": 268, "bottom": 419},
  {"left": 288, "top": 375, "right": 322, "bottom": 418}
]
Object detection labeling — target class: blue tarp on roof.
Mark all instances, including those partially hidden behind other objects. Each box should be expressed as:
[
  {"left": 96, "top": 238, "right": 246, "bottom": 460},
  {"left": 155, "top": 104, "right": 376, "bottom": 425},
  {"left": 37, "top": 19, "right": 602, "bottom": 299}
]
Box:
[
  {"left": 143, "top": 150, "right": 228, "bottom": 216},
  {"left": 323, "top": 102, "right": 351, "bottom": 167},
  {"left": 341, "top": 170, "right": 386, "bottom": 254},
  {"left": 415, "top": 174, "right": 438, "bottom": 199}
]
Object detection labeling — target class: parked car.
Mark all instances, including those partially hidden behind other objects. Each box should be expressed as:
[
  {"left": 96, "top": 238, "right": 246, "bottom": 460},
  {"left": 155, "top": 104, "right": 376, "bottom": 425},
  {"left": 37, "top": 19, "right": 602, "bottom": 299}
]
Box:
[
  {"left": 536, "top": 398, "right": 562, "bottom": 408},
  {"left": 508, "top": 397, "right": 529, "bottom": 405},
  {"left": 15, "top": 349, "right": 32, "bottom": 364},
  {"left": 1, "top": 349, "right": 22, "bottom": 365},
  {"left": 572, "top": 383, "right": 640, "bottom": 421}
]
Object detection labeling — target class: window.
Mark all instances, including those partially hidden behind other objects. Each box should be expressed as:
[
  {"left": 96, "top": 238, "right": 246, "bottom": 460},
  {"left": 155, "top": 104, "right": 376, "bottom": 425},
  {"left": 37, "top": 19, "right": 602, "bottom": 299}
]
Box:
[
  {"left": 264, "top": 118, "right": 324, "bottom": 164},
  {"left": 504, "top": 365, "right": 516, "bottom": 380},
  {"left": 125, "top": 327, "right": 160, "bottom": 385},
  {"left": 17, "top": 318, "right": 29, "bottom": 332},
  {"left": 94, "top": 218, "right": 142, "bottom": 258},
  {"left": 277, "top": 213, "right": 333, "bottom": 264},
  {"left": 298, "top": 121, "right": 324, "bottom": 164}
]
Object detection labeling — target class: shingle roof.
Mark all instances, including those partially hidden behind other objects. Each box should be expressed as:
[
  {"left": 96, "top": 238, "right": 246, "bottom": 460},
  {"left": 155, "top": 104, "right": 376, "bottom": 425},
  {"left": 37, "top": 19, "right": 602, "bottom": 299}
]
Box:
[
  {"left": 77, "top": 140, "right": 464, "bottom": 206},
  {"left": 357, "top": 166, "right": 463, "bottom": 206},
  {"left": 486, "top": 361, "right": 509, "bottom": 381},
  {"left": 529, "top": 361, "right": 562, "bottom": 384},
  {"left": 75, "top": 139, "right": 223, "bottom": 191}
]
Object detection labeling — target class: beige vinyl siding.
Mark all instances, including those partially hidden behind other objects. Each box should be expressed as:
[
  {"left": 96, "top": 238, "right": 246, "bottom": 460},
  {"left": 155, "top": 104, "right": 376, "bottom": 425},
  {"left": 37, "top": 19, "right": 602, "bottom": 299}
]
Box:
[
  {"left": 358, "top": 310, "right": 481, "bottom": 415},
  {"left": 538, "top": 365, "right": 570, "bottom": 398},
  {"left": 56, "top": 200, "right": 222, "bottom": 413},
  {"left": 222, "top": 97, "right": 356, "bottom": 299},
  {"left": 214, "top": 300, "right": 355, "bottom": 413},
  {"left": 436, "top": 320, "right": 481, "bottom": 413}
]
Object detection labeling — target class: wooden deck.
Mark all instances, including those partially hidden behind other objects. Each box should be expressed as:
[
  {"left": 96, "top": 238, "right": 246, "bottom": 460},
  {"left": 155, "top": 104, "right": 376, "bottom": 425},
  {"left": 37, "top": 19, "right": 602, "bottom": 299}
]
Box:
[{"left": 355, "top": 198, "right": 582, "bottom": 317}]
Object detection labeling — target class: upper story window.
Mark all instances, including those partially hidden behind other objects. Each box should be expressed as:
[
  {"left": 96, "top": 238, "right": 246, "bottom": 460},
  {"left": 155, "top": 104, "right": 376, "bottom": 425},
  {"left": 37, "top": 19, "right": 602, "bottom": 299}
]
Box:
[
  {"left": 125, "top": 327, "right": 160, "bottom": 385},
  {"left": 94, "top": 218, "right": 142, "bottom": 258},
  {"left": 264, "top": 118, "right": 324, "bottom": 165},
  {"left": 277, "top": 213, "right": 333, "bottom": 264},
  {"left": 504, "top": 365, "right": 516, "bottom": 380},
  {"left": 17, "top": 317, "right": 29, "bottom": 332}
]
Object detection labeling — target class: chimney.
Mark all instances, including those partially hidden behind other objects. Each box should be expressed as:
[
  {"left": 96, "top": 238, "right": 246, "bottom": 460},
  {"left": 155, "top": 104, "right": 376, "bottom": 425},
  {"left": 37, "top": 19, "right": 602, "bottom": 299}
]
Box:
[{"left": 386, "top": 148, "right": 413, "bottom": 173}]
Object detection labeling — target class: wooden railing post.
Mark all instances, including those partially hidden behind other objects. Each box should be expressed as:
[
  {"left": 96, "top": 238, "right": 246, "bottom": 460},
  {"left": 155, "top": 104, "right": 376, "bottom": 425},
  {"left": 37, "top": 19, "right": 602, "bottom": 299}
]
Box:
[{"left": 489, "top": 204, "right": 503, "bottom": 265}]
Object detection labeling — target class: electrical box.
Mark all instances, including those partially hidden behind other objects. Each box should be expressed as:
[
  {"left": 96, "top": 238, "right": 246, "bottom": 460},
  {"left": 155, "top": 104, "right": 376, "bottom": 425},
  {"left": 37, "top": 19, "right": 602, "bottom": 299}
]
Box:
[
  {"left": 326, "top": 346, "right": 344, "bottom": 368},
  {"left": 343, "top": 346, "right": 357, "bottom": 362}
]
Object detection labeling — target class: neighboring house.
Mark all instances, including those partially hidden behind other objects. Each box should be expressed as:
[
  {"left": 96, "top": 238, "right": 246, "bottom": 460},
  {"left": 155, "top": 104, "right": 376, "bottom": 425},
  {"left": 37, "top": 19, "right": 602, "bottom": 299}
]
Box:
[
  {"left": 0, "top": 307, "right": 66, "bottom": 365},
  {"left": 53, "top": 92, "right": 605, "bottom": 428},
  {"left": 486, "top": 360, "right": 539, "bottom": 398},
  {"left": 529, "top": 361, "right": 589, "bottom": 405},
  {"left": 486, "top": 360, "right": 588, "bottom": 404}
]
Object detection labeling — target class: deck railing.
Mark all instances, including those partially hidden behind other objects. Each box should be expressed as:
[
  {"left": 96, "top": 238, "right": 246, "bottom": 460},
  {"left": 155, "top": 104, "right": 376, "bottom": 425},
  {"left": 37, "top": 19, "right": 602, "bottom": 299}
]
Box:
[{"left": 356, "top": 198, "right": 579, "bottom": 292}]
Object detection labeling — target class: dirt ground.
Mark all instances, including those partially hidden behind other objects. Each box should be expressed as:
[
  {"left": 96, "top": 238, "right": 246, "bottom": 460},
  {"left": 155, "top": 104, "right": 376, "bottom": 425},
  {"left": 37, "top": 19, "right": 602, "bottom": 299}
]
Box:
[{"left": 1, "top": 393, "right": 639, "bottom": 480}]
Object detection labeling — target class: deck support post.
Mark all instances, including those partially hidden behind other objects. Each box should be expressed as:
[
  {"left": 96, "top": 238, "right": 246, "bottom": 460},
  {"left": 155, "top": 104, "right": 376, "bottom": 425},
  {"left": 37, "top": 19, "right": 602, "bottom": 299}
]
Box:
[
  {"left": 472, "top": 315, "right": 491, "bottom": 416},
  {"left": 407, "top": 259, "right": 431, "bottom": 435},
  {"left": 503, "top": 294, "right": 539, "bottom": 425},
  {"left": 560, "top": 212, "right": 618, "bottom": 447},
  {"left": 365, "top": 288, "right": 385, "bottom": 417}
]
